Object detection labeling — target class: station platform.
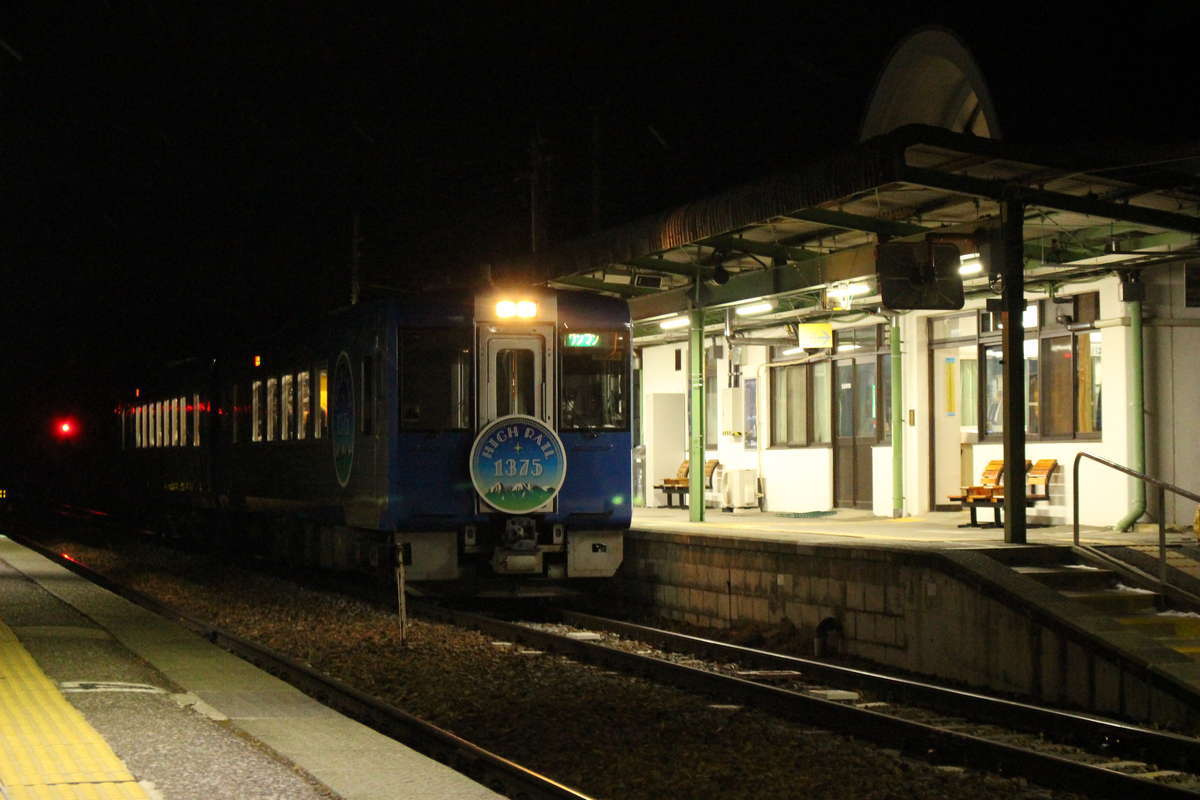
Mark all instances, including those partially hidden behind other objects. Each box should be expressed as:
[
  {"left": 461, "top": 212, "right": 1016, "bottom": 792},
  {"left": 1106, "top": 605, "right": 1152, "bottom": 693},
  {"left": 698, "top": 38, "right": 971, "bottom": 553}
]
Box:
[
  {"left": 630, "top": 506, "right": 1197, "bottom": 549},
  {"left": 0, "top": 535, "right": 501, "bottom": 800}
]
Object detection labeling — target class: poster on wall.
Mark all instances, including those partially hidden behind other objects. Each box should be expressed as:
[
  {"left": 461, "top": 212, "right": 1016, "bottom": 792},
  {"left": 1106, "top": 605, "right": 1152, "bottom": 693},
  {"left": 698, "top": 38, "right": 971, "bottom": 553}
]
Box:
[{"left": 944, "top": 357, "right": 957, "bottom": 416}]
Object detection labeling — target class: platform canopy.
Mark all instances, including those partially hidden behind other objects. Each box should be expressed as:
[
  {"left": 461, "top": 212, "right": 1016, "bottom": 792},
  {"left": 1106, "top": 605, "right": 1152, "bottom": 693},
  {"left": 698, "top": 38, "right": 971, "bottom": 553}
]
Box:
[{"left": 490, "top": 125, "right": 1200, "bottom": 339}]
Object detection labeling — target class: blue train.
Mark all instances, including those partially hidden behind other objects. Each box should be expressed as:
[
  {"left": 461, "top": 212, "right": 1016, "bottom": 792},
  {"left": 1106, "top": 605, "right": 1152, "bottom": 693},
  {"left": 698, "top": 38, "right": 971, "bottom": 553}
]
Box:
[{"left": 115, "top": 288, "right": 632, "bottom": 590}]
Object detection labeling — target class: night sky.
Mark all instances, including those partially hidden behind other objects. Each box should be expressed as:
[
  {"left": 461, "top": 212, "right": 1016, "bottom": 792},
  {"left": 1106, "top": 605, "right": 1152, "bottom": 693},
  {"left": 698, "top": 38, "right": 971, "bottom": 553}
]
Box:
[{"left": 3, "top": 3, "right": 1197, "bottom": 486}]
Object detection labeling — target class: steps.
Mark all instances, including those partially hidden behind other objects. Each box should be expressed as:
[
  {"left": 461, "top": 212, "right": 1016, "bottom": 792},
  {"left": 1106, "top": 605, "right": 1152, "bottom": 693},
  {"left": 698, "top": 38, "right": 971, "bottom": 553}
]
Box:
[{"left": 995, "top": 547, "right": 1200, "bottom": 659}]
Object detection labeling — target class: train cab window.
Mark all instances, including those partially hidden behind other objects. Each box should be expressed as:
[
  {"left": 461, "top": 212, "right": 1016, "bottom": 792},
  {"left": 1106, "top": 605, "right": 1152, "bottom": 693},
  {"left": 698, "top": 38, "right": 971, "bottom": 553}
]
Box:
[
  {"left": 496, "top": 349, "right": 536, "bottom": 417},
  {"left": 252, "top": 380, "right": 263, "bottom": 442},
  {"left": 193, "top": 393, "right": 201, "bottom": 446},
  {"left": 267, "top": 378, "right": 278, "bottom": 441},
  {"left": 400, "top": 328, "right": 471, "bottom": 430},
  {"left": 298, "top": 372, "right": 310, "bottom": 440},
  {"left": 316, "top": 368, "right": 328, "bottom": 439},
  {"left": 282, "top": 374, "right": 294, "bottom": 440},
  {"left": 559, "top": 330, "right": 629, "bottom": 430}
]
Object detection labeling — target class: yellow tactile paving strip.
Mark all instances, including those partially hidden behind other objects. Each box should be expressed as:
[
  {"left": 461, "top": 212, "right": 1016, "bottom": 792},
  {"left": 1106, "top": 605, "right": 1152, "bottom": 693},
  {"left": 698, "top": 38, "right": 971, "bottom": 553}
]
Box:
[{"left": 0, "top": 621, "right": 150, "bottom": 800}]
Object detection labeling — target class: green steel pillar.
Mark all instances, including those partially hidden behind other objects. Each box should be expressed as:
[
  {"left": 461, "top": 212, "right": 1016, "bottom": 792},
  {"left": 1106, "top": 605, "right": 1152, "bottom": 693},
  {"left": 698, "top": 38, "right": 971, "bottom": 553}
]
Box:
[
  {"left": 890, "top": 316, "right": 903, "bottom": 518},
  {"left": 688, "top": 306, "right": 706, "bottom": 522},
  {"left": 1115, "top": 292, "right": 1146, "bottom": 531}
]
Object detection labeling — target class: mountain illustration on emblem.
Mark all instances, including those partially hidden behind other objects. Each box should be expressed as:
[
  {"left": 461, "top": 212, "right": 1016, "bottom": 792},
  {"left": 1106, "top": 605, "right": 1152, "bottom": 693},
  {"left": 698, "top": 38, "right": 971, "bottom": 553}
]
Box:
[{"left": 486, "top": 481, "right": 557, "bottom": 510}]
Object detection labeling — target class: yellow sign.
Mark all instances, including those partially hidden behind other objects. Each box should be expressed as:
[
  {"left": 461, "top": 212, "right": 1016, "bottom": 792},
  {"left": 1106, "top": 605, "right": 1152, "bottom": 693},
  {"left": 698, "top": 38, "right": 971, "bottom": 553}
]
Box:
[{"left": 797, "top": 322, "right": 833, "bottom": 350}]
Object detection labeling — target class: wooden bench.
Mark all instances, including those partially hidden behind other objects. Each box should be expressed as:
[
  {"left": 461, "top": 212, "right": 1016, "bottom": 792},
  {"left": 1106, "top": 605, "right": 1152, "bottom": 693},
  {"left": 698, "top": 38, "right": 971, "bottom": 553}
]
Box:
[
  {"left": 655, "top": 459, "right": 719, "bottom": 507},
  {"left": 952, "top": 459, "right": 1057, "bottom": 528},
  {"left": 949, "top": 460, "right": 1028, "bottom": 528}
]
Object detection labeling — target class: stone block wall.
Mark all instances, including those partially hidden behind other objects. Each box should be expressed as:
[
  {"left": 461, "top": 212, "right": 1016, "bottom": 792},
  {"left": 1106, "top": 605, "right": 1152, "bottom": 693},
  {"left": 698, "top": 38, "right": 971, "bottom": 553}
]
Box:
[{"left": 610, "top": 530, "right": 1200, "bottom": 729}]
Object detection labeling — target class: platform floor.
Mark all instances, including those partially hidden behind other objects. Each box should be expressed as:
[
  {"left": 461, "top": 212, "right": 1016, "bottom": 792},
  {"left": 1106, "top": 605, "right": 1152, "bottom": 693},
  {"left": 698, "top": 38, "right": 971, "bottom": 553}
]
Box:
[
  {"left": 631, "top": 506, "right": 1195, "bottom": 550},
  {"left": 0, "top": 535, "right": 501, "bottom": 800}
]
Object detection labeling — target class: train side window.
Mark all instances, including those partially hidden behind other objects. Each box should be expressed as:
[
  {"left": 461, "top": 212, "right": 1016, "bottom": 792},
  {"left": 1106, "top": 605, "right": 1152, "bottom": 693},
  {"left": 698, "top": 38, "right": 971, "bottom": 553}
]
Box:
[
  {"left": 361, "top": 356, "right": 374, "bottom": 434},
  {"left": 252, "top": 380, "right": 263, "bottom": 442},
  {"left": 193, "top": 393, "right": 201, "bottom": 446},
  {"left": 282, "top": 374, "right": 294, "bottom": 441},
  {"left": 178, "top": 396, "right": 187, "bottom": 447},
  {"left": 168, "top": 398, "right": 176, "bottom": 446},
  {"left": 150, "top": 402, "right": 157, "bottom": 447},
  {"left": 267, "top": 378, "right": 278, "bottom": 441},
  {"left": 134, "top": 407, "right": 141, "bottom": 449},
  {"left": 400, "top": 328, "right": 472, "bottom": 430},
  {"left": 316, "top": 368, "right": 328, "bottom": 439},
  {"left": 298, "top": 372, "right": 310, "bottom": 440},
  {"left": 231, "top": 385, "right": 239, "bottom": 444}
]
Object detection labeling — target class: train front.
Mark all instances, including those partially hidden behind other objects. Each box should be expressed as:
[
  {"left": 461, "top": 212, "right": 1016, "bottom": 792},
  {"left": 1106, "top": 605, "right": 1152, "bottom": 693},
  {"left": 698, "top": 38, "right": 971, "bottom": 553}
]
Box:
[{"left": 466, "top": 290, "right": 631, "bottom": 582}]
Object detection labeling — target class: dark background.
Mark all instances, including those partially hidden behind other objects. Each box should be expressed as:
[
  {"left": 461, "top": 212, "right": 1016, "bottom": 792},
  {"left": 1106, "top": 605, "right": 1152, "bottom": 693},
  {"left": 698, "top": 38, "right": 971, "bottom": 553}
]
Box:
[{"left": 2, "top": 3, "right": 1197, "bottom": 490}]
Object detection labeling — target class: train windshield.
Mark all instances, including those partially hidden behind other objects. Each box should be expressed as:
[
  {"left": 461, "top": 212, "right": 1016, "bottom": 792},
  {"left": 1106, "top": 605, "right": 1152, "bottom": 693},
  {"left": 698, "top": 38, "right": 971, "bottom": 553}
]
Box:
[
  {"left": 559, "top": 330, "right": 628, "bottom": 430},
  {"left": 399, "top": 328, "right": 472, "bottom": 430},
  {"left": 495, "top": 349, "right": 537, "bottom": 417}
]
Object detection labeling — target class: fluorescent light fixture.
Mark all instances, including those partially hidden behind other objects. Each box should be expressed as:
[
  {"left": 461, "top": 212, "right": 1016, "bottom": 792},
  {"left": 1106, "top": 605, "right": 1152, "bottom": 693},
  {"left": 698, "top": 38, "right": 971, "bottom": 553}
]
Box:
[
  {"left": 836, "top": 343, "right": 861, "bottom": 352},
  {"left": 659, "top": 316, "right": 689, "bottom": 330},
  {"left": 781, "top": 346, "right": 804, "bottom": 356},
  {"left": 827, "top": 281, "right": 872, "bottom": 299},
  {"left": 735, "top": 300, "right": 774, "bottom": 316},
  {"left": 958, "top": 252, "right": 983, "bottom": 276}
]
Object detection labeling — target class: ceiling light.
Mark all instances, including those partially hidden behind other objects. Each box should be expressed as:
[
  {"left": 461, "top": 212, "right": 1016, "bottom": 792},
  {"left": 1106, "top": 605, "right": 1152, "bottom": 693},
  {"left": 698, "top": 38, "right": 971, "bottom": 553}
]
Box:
[
  {"left": 958, "top": 252, "right": 983, "bottom": 276},
  {"left": 735, "top": 300, "right": 774, "bottom": 316},
  {"left": 827, "top": 282, "right": 872, "bottom": 299},
  {"left": 659, "top": 316, "right": 689, "bottom": 330}
]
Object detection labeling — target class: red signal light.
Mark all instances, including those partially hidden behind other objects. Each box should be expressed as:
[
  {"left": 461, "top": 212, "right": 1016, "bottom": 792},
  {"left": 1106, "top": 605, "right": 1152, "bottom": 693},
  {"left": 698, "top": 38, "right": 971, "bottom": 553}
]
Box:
[{"left": 53, "top": 417, "right": 80, "bottom": 439}]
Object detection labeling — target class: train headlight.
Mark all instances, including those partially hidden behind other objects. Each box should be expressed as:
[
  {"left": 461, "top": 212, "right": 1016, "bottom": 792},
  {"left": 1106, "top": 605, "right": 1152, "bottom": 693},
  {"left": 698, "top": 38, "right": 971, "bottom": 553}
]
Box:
[{"left": 496, "top": 300, "right": 538, "bottom": 319}]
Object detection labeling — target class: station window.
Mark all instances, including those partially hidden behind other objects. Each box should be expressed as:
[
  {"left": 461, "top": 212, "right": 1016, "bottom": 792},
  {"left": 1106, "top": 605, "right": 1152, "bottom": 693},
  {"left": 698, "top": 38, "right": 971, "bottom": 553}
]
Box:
[
  {"left": 705, "top": 348, "right": 718, "bottom": 449},
  {"left": 400, "top": 329, "right": 472, "bottom": 430},
  {"left": 316, "top": 368, "right": 328, "bottom": 438},
  {"left": 558, "top": 330, "right": 628, "bottom": 431},
  {"left": 934, "top": 292, "right": 1101, "bottom": 440},
  {"left": 252, "top": 380, "right": 263, "bottom": 442},
  {"left": 298, "top": 372, "right": 310, "bottom": 440},
  {"left": 267, "top": 378, "right": 278, "bottom": 441},
  {"left": 282, "top": 374, "right": 294, "bottom": 440},
  {"left": 193, "top": 393, "right": 201, "bottom": 446},
  {"left": 743, "top": 377, "right": 758, "bottom": 448},
  {"left": 770, "top": 361, "right": 831, "bottom": 447}
]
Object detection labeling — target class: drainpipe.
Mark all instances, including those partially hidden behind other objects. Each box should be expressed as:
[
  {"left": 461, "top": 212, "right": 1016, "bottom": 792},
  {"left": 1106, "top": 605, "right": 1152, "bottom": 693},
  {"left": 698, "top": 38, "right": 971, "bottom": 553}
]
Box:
[
  {"left": 1114, "top": 289, "right": 1146, "bottom": 531},
  {"left": 891, "top": 316, "right": 903, "bottom": 517}
]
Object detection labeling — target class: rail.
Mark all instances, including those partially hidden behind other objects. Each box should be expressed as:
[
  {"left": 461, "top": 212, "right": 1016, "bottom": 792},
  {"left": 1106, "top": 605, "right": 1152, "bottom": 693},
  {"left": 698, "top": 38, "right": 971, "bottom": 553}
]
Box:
[{"left": 1073, "top": 452, "right": 1200, "bottom": 586}]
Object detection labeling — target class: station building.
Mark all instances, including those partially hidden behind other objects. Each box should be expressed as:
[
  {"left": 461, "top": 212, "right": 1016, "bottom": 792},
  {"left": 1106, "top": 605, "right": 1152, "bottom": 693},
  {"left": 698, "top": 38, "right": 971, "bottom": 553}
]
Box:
[{"left": 496, "top": 29, "right": 1200, "bottom": 532}]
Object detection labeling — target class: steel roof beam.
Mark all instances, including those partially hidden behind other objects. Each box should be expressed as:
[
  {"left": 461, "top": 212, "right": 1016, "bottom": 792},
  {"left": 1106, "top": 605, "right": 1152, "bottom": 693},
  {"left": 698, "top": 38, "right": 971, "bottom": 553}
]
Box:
[
  {"left": 617, "top": 256, "right": 715, "bottom": 279},
  {"left": 783, "top": 207, "right": 930, "bottom": 238},
  {"left": 550, "top": 275, "right": 661, "bottom": 297},
  {"left": 699, "top": 234, "right": 819, "bottom": 263},
  {"left": 897, "top": 165, "right": 1200, "bottom": 235}
]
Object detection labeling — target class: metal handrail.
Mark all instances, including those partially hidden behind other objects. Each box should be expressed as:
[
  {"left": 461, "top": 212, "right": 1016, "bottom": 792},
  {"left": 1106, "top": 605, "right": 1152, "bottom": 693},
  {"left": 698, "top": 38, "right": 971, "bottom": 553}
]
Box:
[{"left": 1073, "top": 452, "right": 1200, "bottom": 586}]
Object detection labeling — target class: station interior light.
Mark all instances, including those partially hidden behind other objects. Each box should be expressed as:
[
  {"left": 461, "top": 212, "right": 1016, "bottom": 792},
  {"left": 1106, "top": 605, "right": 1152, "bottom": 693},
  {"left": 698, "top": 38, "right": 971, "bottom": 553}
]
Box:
[
  {"left": 958, "top": 252, "right": 983, "bottom": 276},
  {"left": 659, "top": 315, "right": 689, "bottom": 330},
  {"left": 827, "top": 281, "right": 873, "bottom": 300},
  {"left": 734, "top": 300, "right": 774, "bottom": 316}
]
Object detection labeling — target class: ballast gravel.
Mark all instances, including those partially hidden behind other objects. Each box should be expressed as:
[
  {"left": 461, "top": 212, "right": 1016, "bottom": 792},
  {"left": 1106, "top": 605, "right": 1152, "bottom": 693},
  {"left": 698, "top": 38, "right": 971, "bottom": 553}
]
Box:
[{"left": 27, "top": 529, "right": 1086, "bottom": 800}]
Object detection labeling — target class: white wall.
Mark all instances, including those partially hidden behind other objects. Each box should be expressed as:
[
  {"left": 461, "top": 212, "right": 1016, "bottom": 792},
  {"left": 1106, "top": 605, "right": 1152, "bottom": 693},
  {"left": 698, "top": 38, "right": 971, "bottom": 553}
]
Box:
[{"left": 634, "top": 267, "right": 1199, "bottom": 526}]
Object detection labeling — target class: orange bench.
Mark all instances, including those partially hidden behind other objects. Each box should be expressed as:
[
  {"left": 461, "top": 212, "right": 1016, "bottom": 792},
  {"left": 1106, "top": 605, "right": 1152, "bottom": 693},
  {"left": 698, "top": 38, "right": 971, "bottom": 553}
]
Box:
[
  {"left": 655, "top": 459, "right": 719, "bottom": 508},
  {"left": 950, "top": 460, "right": 1030, "bottom": 528}
]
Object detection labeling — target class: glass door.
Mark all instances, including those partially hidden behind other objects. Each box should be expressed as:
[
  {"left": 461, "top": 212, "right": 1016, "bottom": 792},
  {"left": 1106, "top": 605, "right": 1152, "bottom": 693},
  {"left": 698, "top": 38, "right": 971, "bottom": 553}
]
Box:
[
  {"left": 834, "top": 358, "right": 877, "bottom": 509},
  {"left": 479, "top": 332, "right": 551, "bottom": 426}
]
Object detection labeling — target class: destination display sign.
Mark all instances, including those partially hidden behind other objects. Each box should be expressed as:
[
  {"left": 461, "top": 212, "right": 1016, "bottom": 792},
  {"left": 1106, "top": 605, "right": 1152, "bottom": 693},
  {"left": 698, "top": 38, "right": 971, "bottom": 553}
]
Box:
[{"left": 469, "top": 415, "right": 566, "bottom": 513}]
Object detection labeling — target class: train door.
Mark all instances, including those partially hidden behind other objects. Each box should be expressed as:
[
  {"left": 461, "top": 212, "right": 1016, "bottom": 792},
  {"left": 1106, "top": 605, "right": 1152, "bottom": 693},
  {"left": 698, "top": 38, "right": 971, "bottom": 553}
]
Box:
[{"left": 478, "top": 330, "right": 555, "bottom": 427}]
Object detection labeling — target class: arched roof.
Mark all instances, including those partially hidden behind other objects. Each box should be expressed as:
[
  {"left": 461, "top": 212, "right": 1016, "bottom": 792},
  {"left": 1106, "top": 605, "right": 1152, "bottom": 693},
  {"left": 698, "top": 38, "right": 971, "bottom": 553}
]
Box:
[{"left": 860, "top": 27, "right": 1001, "bottom": 141}]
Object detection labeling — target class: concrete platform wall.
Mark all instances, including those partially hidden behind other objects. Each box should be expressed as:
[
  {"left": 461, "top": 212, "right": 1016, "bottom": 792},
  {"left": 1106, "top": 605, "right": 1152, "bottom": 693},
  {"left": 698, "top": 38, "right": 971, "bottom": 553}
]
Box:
[{"left": 612, "top": 530, "right": 1200, "bottom": 729}]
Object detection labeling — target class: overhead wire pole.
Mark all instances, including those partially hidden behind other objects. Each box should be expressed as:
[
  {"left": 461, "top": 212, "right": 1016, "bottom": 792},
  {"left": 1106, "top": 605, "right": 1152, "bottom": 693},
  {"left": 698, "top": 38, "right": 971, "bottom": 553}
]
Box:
[{"left": 1000, "top": 193, "right": 1028, "bottom": 544}]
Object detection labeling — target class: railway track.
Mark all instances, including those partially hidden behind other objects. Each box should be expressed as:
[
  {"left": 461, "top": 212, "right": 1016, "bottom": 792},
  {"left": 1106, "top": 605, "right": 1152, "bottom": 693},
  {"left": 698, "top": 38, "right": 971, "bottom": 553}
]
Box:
[
  {"left": 419, "top": 603, "right": 1200, "bottom": 799},
  {"left": 7, "top": 529, "right": 594, "bottom": 800}
]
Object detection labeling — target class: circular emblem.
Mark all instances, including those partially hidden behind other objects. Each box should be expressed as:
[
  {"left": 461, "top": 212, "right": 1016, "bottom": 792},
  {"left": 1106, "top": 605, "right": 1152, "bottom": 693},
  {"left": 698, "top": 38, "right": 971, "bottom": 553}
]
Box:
[
  {"left": 331, "top": 351, "right": 355, "bottom": 488},
  {"left": 469, "top": 415, "right": 567, "bottom": 513}
]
